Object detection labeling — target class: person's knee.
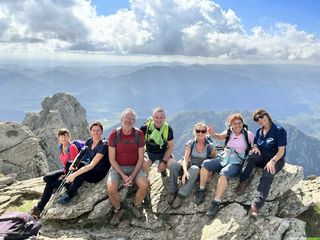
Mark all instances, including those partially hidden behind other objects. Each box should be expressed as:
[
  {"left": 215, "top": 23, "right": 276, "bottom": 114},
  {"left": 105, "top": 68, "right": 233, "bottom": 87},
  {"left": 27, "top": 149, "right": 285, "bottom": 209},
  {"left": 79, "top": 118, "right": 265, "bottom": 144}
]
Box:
[
  {"left": 107, "top": 182, "right": 118, "bottom": 196},
  {"left": 262, "top": 169, "right": 275, "bottom": 179},
  {"left": 189, "top": 165, "right": 200, "bottom": 175},
  {"left": 247, "top": 153, "right": 260, "bottom": 162},
  {"left": 136, "top": 177, "right": 149, "bottom": 190}
]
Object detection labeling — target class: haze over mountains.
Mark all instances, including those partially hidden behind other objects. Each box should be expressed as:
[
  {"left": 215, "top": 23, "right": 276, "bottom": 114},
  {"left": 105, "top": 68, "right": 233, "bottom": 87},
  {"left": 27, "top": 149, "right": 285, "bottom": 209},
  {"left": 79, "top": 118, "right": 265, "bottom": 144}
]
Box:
[{"left": 1, "top": 63, "right": 320, "bottom": 126}]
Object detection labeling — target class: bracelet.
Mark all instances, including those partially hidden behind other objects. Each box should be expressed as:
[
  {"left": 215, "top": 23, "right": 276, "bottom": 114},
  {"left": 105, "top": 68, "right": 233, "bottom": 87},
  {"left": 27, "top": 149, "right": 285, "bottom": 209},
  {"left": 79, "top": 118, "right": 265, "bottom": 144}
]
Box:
[{"left": 271, "top": 159, "right": 277, "bottom": 164}]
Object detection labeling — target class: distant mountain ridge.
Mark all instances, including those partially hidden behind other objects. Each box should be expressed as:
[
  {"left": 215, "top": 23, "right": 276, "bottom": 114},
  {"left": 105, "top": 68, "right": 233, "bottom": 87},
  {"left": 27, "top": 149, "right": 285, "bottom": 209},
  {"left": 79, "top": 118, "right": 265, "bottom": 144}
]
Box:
[
  {"left": 1, "top": 63, "right": 320, "bottom": 123},
  {"left": 105, "top": 110, "right": 320, "bottom": 177}
]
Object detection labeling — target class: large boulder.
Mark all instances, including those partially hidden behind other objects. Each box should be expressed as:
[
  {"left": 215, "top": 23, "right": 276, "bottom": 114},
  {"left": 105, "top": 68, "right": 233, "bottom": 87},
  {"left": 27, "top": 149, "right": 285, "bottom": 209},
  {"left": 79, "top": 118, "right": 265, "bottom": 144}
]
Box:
[
  {"left": 37, "top": 163, "right": 308, "bottom": 240},
  {"left": 0, "top": 122, "right": 48, "bottom": 180},
  {"left": 23, "top": 93, "right": 89, "bottom": 171}
]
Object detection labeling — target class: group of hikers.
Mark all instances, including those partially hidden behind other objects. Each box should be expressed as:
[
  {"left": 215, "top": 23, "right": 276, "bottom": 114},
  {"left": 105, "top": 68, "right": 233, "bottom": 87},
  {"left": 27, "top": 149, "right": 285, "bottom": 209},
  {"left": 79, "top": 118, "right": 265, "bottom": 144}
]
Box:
[{"left": 29, "top": 107, "right": 287, "bottom": 226}]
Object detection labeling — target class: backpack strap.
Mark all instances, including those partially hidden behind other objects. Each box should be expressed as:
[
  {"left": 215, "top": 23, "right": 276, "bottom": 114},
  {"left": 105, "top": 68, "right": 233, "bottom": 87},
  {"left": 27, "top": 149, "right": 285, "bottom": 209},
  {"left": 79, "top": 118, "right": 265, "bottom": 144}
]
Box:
[
  {"left": 189, "top": 138, "right": 197, "bottom": 157},
  {"left": 224, "top": 128, "right": 232, "bottom": 147},
  {"left": 242, "top": 129, "right": 251, "bottom": 157},
  {"left": 116, "top": 127, "right": 140, "bottom": 145}
]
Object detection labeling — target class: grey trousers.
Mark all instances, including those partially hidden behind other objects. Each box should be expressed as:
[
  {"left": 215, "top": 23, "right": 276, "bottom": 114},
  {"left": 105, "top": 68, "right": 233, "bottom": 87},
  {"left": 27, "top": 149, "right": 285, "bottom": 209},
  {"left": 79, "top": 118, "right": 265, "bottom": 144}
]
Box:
[{"left": 169, "top": 160, "right": 200, "bottom": 197}]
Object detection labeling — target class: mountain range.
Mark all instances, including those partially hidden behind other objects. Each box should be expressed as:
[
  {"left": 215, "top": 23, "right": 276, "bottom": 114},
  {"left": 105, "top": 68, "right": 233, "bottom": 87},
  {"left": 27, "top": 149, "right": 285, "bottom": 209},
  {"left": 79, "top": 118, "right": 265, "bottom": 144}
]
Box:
[{"left": 104, "top": 110, "right": 320, "bottom": 177}]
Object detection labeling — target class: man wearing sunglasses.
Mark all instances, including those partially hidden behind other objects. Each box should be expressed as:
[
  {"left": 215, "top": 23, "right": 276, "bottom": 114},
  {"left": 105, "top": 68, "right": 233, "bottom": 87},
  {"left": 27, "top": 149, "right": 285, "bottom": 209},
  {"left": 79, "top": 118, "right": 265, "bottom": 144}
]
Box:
[{"left": 236, "top": 109, "right": 287, "bottom": 219}]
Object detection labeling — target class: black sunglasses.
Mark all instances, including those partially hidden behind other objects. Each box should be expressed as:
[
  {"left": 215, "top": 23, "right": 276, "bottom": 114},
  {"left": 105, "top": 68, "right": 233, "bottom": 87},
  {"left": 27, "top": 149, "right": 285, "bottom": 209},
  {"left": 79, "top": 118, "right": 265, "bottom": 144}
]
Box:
[
  {"left": 195, "top": 129, "right": 207, "bottom": 133},
  {"left": 254, "top": 114, "right": 265, "bottom": 122}
]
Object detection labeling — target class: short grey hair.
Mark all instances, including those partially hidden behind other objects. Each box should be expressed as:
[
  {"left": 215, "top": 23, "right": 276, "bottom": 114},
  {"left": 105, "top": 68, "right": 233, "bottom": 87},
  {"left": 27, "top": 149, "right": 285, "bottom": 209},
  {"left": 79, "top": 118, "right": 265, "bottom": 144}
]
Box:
[
  {"left": 121, "top": 108, "right": 137, "bottom": 119},
  {"left": 152, "top": 107, "right": 165, "bottom": 116}
]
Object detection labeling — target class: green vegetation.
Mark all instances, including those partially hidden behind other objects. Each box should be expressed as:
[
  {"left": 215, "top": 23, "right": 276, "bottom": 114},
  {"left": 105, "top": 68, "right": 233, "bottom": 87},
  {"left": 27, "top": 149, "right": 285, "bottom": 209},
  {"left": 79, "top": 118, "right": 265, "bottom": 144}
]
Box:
[
  {"left": 299, "top": 204, "right": 320, "bottom": 238},
  {"left": 6, "top": 199, "right": 38, "bottom": 213}
]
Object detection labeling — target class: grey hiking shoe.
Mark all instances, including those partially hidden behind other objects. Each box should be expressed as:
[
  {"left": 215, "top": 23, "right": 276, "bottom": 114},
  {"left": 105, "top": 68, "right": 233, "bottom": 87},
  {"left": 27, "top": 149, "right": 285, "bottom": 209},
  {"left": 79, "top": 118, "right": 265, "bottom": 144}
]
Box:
[
  {"left": 195, "top": 189, "right": 206, "bottom": 205},
  {"left": 172, "top": 194, "right": 185, "bottom": 209},
  {"left": 110, "top": 208, "right": 124, "bottom": 226},
  {"left": 128, "top": 203, "right": 144, "bottom": 219},
  {"left": 206, "top": 200, "right": 220, "bottom": 219},
  {"left": 167, "top": 192, "right": 177, "bottom": 205}
]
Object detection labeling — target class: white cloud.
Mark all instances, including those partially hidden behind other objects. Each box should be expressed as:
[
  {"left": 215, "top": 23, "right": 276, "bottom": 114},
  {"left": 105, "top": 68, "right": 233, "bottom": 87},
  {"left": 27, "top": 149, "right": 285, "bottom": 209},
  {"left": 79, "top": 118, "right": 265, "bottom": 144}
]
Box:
[{"left": 0, "top": 0, "right": 319, "bottom": 61}]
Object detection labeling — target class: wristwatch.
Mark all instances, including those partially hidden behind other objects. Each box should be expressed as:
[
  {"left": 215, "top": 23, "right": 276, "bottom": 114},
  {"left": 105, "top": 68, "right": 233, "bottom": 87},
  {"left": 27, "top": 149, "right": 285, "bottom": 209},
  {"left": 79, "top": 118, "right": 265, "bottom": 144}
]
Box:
[{"left": 161, "top": 159, "right": 168, "bottom": 164}]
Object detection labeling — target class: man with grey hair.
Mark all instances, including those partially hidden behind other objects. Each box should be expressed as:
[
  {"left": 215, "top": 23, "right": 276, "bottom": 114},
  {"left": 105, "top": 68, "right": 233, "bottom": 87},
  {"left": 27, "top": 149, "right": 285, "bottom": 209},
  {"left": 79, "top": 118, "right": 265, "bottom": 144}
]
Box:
[
  {"left": 107, "top": 108, "right": 148, "bottom": 226},
  {"left": 140, "top": 107, "right": 175, "bottom": 204}
]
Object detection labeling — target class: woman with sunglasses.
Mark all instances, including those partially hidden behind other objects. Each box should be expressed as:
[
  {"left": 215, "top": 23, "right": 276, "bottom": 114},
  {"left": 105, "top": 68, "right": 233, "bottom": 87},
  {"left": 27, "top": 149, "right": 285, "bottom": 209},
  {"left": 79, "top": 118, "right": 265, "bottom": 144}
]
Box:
[
  {"left": 236, "top": 109, "right": 287, "bottom": 219},
  {"left": 196, "top": 113, "right": 254, "bottom": 219},
  {"left": 168, "top": 122, "right": 217, "bottom": 209}
]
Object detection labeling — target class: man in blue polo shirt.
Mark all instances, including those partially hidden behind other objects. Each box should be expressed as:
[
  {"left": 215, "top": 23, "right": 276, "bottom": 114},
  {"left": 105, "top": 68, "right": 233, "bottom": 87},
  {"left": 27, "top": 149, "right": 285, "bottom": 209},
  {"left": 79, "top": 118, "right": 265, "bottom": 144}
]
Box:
[{"left": 236, "top": 109, "right": 287, "bottom": 218}]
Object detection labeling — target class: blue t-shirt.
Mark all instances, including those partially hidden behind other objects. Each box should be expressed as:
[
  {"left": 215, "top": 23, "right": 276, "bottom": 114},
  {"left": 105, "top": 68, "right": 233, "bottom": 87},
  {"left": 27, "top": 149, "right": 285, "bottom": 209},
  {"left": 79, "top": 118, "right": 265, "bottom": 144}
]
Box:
[{"left": 254, "top": 123, "right": 287, "bottom": 158}]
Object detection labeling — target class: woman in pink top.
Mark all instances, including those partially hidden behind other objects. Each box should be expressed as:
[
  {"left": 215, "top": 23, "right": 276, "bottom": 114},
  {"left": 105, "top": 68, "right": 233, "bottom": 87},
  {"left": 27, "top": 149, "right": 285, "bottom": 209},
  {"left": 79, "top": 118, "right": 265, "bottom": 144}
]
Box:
[
  {"left": 195, "top": 113, "right": 254, "bottom": 219},
  {"left": 29, "top": 128, "right": 79, "bottom": 218}
]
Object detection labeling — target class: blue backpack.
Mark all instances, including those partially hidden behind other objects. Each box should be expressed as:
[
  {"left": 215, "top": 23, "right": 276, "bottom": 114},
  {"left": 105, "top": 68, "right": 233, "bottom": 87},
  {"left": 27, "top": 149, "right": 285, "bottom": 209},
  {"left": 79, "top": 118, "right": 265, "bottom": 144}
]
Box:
[
  {"left": 58, "top": 140, "right": 86, "bottom": 155},
  {"left": 189, "top": 136, "right": 216, "bottom": 159}
]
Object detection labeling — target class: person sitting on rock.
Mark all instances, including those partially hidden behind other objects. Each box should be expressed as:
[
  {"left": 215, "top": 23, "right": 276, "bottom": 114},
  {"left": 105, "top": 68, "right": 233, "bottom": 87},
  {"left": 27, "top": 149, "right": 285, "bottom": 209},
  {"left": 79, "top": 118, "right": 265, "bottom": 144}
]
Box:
[
  {"left": 140, "top": 107, "right": 175, "bottom": 205},
  {"left": 168, "top": 122, "right": 217, "bottom": 209},
  {"left": 196, "top": 114, "right": 254, "bottom": 219},
  {"left": 57, "top": 121, "right": 110, "bottom": 204},
  {"left": 236, "top": 109, "right": 287, "bottom": 218},
  {"left": 107, "top": 108, "right": 148, "bottom": 226},
  {"left": 29, "top": 128, "right": 79, "bottom": 218}
]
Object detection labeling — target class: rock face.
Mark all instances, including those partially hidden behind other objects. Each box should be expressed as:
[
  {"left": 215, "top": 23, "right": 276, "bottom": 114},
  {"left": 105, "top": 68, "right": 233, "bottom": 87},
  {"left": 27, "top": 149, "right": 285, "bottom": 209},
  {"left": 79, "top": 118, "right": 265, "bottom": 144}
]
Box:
[
  {"left": 0, "top": 122, "right": 48, "bottom": 180},
  {"left": 2, "top": 163, "right": 318, "bottom": 240},
  {"left": 31, "top": 163, "right": 308, "bottom": 240},
  {"left": 23, "top": 93, "right": 89, "bottom": 171}
]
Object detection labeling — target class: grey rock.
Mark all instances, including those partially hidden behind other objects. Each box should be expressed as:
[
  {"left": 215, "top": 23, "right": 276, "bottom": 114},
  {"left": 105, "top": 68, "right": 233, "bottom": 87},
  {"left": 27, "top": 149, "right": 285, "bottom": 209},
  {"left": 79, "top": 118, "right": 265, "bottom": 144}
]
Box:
[
  {"left": 0, "top": 122, "right": 48, "bottom": 180},
  {"left": 23, "top": 92, "right": 89, "bottom": 171}
]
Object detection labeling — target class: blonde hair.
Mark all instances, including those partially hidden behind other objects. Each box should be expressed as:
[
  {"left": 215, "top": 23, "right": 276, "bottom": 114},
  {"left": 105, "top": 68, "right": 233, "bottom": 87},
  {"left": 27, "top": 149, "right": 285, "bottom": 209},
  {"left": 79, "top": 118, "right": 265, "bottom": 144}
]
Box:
[{"left": 192, "top": 121, "right": 208, "bottom": 137}]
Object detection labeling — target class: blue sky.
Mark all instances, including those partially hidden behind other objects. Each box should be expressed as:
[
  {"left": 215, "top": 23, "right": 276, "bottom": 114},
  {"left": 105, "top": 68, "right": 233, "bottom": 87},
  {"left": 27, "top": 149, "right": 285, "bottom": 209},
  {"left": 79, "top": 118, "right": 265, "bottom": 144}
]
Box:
[{"left": 1, "top": 0, "right": 319, "bottom": 63}]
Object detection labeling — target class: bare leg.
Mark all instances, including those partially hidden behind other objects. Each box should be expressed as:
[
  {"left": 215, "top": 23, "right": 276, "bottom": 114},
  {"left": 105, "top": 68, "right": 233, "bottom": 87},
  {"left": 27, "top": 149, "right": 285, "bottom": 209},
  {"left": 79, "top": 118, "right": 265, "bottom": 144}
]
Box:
[
  {"left": 215, "top": 175, "right": 228, "bottom": 199},
  {"left": 107, "top": 181, "right": 121, "bottom": 209},
  {"left": 134, "top": 177, "right": 149, "bottom": 206}
]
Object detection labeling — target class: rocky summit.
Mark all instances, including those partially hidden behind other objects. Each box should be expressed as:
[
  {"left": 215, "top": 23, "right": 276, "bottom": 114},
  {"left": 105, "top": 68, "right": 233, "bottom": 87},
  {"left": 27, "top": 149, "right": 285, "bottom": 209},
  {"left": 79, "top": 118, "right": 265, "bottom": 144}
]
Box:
[
  {"left": 1, "top": 162, "right": 318, "bottom": 240},
  {"left": 23, "top": 92, "right": 89, "bottom": 171}
]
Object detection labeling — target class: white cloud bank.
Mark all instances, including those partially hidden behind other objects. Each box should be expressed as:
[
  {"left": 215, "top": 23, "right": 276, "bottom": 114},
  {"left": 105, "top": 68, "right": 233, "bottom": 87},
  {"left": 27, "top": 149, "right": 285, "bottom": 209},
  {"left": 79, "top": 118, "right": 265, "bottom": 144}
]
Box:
[{"left": 0, "top": 0, "right": 319, "bottom": 61}]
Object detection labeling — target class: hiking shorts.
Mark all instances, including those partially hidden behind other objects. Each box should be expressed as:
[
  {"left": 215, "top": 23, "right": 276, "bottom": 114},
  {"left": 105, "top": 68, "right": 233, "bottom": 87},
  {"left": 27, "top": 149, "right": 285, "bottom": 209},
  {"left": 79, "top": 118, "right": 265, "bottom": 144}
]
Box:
[
  {"left": 107, "top": 166, "right": 146, "bottom": 185},
  {"left": 202, "top": 158, "right": 241, "bottom": 179}
]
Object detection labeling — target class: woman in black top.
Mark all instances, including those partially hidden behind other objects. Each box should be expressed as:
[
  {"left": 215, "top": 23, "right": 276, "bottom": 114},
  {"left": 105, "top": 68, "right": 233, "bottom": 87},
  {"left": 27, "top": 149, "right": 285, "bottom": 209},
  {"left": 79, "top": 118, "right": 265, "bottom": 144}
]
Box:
[{"left": 58, "top": 121, "right": 110, "bottom": 204}]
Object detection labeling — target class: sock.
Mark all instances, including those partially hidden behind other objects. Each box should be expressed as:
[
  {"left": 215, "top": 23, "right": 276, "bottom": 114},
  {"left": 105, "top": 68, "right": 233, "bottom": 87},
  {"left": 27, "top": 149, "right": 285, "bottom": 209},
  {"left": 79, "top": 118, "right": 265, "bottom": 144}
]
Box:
[
  {"left": 214, "top": 197, "right": 221, "bottom": 203},
  {"left": 199, "top": 186, "right": 205, "bottom": 191}
]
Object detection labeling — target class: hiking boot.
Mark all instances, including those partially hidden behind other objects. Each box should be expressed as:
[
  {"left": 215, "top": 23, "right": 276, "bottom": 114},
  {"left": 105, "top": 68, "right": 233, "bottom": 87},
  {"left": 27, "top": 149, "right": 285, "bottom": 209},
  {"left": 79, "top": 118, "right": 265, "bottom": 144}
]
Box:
[
  {"left": 128, "top": 203, "right": 144, "bottom": 219},
  {"left": 110, "top": 208, "right": 124, "bottom": 226},
  {"left": 143, "top": 191, "right": 151, "bottom": 206},
  {"left": 248, "top": 204, "right": 260, "bottom": 220},
  {"left": 195, "top": 189, "right": 206, "bottom": 205},
  {"left": 167, "top": 192, "right": 177, "bottom": 205},
  {"left": 172, "top": 194, "right": 185, "bottom": 209},
  {"left": 29, "top": 206, "right": 41, "bottom": 219},
  {"left": 236, "top": 177, "right": 253, "bottom": 196},
  {"left": 161, "top": 170, "right": 168, "bottom": 177},
  {"left": 57, "top": 192, "right": 71, "bottom": 204},
  {"left": 206, "top": 200, "right": 220, "bottom": 219}
]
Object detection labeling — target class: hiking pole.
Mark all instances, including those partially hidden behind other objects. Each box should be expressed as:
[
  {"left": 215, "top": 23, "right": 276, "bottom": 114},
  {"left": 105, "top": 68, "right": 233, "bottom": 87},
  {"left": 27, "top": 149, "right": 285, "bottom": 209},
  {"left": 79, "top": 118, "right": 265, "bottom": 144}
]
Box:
[{"left": 40, "top": 146, "right": 88, "bottom": 218}]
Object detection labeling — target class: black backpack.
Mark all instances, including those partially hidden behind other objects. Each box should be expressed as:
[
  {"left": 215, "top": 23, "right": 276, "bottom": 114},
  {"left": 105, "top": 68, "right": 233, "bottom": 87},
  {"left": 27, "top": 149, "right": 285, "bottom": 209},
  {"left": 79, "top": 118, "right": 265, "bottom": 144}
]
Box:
[
  {"left": 224, "top": 124, "right": 251, "bottom": 158},
  {"left": 0, "top": 212, "right": 42, "bottom": 240}
]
